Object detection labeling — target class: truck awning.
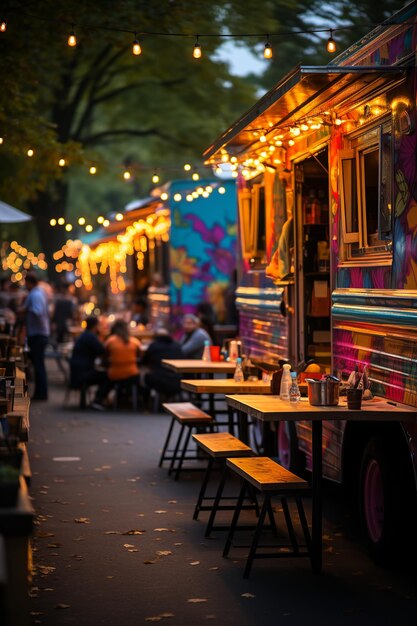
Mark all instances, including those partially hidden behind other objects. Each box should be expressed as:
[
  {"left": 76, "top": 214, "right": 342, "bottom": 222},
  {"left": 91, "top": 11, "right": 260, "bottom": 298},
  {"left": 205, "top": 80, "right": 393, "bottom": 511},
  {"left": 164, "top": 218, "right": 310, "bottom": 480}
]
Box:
[{"left": 203, "top": 65, "right": 407, "bottom": 162}]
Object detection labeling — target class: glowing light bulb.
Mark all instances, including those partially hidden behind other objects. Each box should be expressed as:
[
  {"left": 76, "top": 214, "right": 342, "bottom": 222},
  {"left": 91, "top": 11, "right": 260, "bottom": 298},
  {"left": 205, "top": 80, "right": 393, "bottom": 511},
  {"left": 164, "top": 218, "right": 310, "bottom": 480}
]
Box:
[
  {"left": 89, "top": 165, "right": 97, "bottom": 174},
  {"left": 27, "top": 149, "right": 34, "bottom": 157},
  {"left": 132, "top": 37, "right": 142, "bottom": 56},
  {"left": 0, "top": 20, "right": 6, "bottom": 32},
  {"left": 65, "top": 223, "right": 73, "bottom": 232},
  {"left": 259, "top": 135, "right": 267, "bottom": 143},
  {"left": 193, "top": 37, "right": 202, "bottom": 59},
  {"left": 123, "top": 170, "right": 131, "bottom": 180},
  {"left": 218, "top": 186, "right": 226, "bottom": 194},
  {"left": 192, "top": 172, "right": 199, "bottom": 181},
  {"left": 58, "top": 217, "right": 65, "bottom": 225},
  {"left": 85, "top": 225, "right": 93, "bottom": 232},
  {"left": 173, "top": 193, "right": 182, "bottom": 201},
  {"left": 97, "top": 216, "right": 104, "bottom": 224},
  {"left": 115, "top": 213, "right": 123, "bottom": 221},
  {"left": 50, "top": 219, "right": 57, "bottom": 226},
  {"left": 152, "top": 173, "right": 160, "bottom": 183},
  {"left": 58, "top": 158, "right": 66, "bottom": 167},
  {"left": 184, "top": 163, "right": 191, "bottom": 171},
  {"left": 68, "top": 28, "right": 77, "bottom": 47},
  {"left": 78, "top": 217, "right": 86, "bottom": 225},
  {"left": 288, "top": 139, "right": 295, "bottom": 146},
  {"left": 326, "top": 30, "right": 336, "bottom": 53},
  {"left": 103, "top": 219, "right": 110, "bottom": 227},
  {"left": 264, "top": 42, "right": 272, "bottom": 59},
  {"left": 0, "top": 137, "right": 3, "bottom": 144},
  {"left": 161, "top": 192, "right": 168, "bottom": 201}
]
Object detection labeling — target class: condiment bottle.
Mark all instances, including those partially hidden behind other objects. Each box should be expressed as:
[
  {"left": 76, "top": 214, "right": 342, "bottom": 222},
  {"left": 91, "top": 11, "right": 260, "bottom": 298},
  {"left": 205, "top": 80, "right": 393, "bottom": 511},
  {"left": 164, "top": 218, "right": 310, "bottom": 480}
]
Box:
[{"left": 279, "top": 363, "right": 292, "bottom": 400}]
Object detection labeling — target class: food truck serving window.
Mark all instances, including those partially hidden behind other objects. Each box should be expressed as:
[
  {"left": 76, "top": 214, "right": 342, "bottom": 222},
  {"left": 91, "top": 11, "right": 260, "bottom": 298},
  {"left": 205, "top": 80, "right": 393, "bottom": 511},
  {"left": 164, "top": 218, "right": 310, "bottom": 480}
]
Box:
[{"left": 340, "top": 120, "right": 392, "bottom": 256}]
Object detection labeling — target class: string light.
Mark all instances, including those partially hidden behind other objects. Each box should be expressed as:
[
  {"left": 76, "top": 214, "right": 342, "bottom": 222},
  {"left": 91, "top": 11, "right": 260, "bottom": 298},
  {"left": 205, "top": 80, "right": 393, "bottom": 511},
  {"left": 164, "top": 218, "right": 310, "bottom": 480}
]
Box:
[
  {"left": 27, "top": 149, "right": 34, "bottom": 157},
  {"left": 0, "top": 137, "right": 3, "bottom": 144},
  {"left": 160, "top": 192, "right": 169, "bottom": 201},
  {"left": 65, "top": 223, "right": 73, "bottom": 231},
  {"left": 184, "top": 163, "right": 191, "bottom": 171},
  {"left": 152, "top": 172, "right": 160, "bottom": 183},
  {"left": 0, "top": 20, "right": 6, "bottom": 33},
  {"left": 132, "top": 33, "right": 142, "bottom": 56},
  {"left": 78, "top": 217, "right": 86, "bottom": 225},
  {"left": 123, "top": 170, "right": 131, "bottom": 180},
  {"left": 68, "top": 25, "right": 77, "bottom": 47},
  {"left": 192, "top": 35, "right": 202, "bottom": 59},
  {"left": 192, "top": 171, "right": 200, "bottom": 181},
  {"left": 50, "top": 218, "right": 57, "bottom": 226},
  {"left": 58, "top": 217, "right": 65, "bottom": 225},
  {"left": 89, "top": 165, "right": 97, "bottom": 174},
  {"left": 326, "top": 29, "right": 336, "bottom": 53},
  {"left": 58, "top": 158, "right": 66, "bottom": 167},
  {"left": 264, "top": 37, "right": 273, "bottom": 59},
  {"left": 97, "top": 216, "right": 104, "bottom": 224},
  {"left": 85, "top": 224, "right": 93, "bottom": 232},
  {"left": 115, "top": 213, "right": 123, "bottom": 221}
]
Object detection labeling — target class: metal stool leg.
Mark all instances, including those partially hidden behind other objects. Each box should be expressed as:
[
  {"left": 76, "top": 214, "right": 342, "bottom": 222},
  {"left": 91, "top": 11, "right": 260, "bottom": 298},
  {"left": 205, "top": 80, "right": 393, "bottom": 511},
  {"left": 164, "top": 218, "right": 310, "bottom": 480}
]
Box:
[
  {"left": 281, "top": 497, "right": 299, "bottom": 553},
  {"left": 223, "top": 481, "right": 248, "bottom": 558},
  {"left": 205, "top": 463, "right": 228, "bottom": 537},
  {"left": 174, "top": 425, "right": 193, "bottom": 481},
  {"left": 243, "top": 495, "right": 270, "bottom": 579},
  {"left": 296, "top": 496, "right": 312, "bottom": 558},
  {"left": 193, "top": 456, "right": 213, "bottom": 520},
  {"left": 159, "top": 417, "right": 175, "bottom": 467},
  {"left": 168, "top": 423, "right": 185, "bottom": 475}
]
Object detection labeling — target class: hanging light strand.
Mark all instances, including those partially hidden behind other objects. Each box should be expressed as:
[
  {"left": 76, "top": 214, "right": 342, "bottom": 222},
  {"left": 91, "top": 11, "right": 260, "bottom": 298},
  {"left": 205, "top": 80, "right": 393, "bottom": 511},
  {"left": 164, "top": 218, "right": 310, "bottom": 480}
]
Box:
[
  {"left": 326, "top": 29, "right": 336, "bottom": 53},
  {"left": 192, "top": 35, "right": 202, "bottom": 59}
]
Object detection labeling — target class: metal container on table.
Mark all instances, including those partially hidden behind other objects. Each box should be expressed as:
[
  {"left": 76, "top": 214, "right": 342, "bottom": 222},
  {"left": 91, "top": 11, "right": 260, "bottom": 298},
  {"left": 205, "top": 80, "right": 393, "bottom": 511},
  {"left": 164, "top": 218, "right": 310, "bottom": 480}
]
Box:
[{"left": 306, "top": 377, "right": 340, "bottom": 406}]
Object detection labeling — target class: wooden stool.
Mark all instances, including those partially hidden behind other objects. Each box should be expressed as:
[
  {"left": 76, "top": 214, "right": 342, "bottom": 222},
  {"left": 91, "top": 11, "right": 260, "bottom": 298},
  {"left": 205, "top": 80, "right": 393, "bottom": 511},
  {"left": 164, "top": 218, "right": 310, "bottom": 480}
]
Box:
[
  {"left": 192, "top": 432, "right": 257, "bottom": 536},
  {"left": 160, "top": 402, "right": 214, "bottom": 480},
  {"left": 223, "top": 456, "right": 312, "bottom": 578}
]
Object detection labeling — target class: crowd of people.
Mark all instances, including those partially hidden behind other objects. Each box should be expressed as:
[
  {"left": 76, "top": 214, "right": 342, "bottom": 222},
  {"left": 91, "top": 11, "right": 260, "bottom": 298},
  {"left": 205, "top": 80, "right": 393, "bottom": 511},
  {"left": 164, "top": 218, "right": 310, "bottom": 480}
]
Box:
[{"left": 0, "top": 275, "right": 220, "bottom": 410}]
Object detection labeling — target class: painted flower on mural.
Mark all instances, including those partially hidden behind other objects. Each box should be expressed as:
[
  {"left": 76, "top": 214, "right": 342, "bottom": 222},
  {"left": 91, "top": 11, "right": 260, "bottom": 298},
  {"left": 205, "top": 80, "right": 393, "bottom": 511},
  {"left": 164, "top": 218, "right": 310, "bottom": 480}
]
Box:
[
  {"left": 184, "top": 214, "right": 236, "bottom": 276},
  {"left": 170, "top": 246, "right": 198, "bottom": 290}
]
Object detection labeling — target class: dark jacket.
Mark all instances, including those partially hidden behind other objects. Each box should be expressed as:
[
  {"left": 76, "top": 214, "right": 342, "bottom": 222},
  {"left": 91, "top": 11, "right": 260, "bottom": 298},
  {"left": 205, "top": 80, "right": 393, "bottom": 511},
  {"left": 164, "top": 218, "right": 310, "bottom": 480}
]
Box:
[
  {"left": 70, "top": 330, "right": 105, "bottom": 388},
  {"left": 141, "top": 335, "right": 184, "bottom": 394}
]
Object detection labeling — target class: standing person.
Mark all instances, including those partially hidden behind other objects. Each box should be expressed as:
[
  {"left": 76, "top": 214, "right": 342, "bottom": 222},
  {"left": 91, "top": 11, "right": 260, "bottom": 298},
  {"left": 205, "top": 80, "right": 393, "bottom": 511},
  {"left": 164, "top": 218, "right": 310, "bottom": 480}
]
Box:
[
  {"left": 52, "top": 282, "right": 76, "bottom": 344},
  {"left": 179, "top": 314, "right": 211, "bottom": 359},
  {"left": 23, "top": 272, "right": 50, "bottom": 401}
]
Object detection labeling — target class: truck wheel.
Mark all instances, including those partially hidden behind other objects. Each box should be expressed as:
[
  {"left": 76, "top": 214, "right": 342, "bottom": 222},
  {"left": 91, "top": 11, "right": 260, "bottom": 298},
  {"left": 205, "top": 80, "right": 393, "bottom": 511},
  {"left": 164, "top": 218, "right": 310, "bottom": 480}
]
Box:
[
  {"left": 359, "top": 436, "right": 411, "bottom": 564},
  {"left": 277, "top": 421, "right": 305, "bottom": 474}
]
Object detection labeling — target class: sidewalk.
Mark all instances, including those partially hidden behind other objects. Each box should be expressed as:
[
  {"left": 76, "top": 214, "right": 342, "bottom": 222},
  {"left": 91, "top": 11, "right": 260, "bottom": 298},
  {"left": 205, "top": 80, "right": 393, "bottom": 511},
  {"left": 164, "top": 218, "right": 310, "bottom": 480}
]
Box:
[{"left": 27, "top": 377, "right": 417, "bottom": 626}]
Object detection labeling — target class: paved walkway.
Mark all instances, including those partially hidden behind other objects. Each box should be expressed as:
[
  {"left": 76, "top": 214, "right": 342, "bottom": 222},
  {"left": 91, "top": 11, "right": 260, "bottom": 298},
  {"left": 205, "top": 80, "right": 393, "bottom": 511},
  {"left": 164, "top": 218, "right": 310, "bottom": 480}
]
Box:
[{"left": 27, "top": 374, "right": 417, "bottom": 626}]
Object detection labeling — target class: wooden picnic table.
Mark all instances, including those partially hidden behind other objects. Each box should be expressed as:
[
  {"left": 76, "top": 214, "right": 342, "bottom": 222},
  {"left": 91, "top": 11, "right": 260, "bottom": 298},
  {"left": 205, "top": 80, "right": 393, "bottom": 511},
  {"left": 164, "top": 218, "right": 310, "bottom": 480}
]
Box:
[{"left": 162, "top": 359, "right": 236, "bottom": 375}]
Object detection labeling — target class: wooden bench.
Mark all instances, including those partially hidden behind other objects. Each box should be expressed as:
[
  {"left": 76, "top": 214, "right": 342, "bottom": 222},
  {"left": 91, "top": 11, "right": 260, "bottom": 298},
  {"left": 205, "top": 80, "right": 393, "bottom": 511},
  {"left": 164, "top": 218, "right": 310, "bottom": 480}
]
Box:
[
  {"left": 160, "top": 402, "right": 214, "bottom": 480},
  {"left": 223, "top": 456, "right": 312, "bottom": 578},
  {"left": 192, "top": 432, "right": 257, "bottom": 536}
]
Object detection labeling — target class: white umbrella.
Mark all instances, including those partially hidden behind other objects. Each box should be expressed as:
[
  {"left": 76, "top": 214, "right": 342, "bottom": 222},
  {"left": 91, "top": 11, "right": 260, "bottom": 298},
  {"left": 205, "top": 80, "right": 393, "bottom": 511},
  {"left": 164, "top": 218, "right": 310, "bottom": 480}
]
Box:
[{"left": 0, "top": 200, "right": 32, "bottom": 223}]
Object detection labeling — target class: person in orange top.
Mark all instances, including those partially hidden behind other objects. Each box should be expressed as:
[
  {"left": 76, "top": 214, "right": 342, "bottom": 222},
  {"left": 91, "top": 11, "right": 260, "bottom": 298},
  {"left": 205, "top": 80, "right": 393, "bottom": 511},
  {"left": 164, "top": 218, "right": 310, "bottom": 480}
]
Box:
[{"left": 105, "top": 320, "right": 142, "bottom": 382}]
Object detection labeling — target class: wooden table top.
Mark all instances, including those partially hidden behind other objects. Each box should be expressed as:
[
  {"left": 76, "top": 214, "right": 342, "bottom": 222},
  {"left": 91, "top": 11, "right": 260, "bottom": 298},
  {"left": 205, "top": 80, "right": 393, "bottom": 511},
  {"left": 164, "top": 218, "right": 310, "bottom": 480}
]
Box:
[
  {"left": 162, "top": 359, "right": 236, "bottom": 374},
  {"left": 225, "top": 395, "right": 417, "bottom": 422},
  {"left": 181, "top": 378, "right": 271, "bottom": 394}
]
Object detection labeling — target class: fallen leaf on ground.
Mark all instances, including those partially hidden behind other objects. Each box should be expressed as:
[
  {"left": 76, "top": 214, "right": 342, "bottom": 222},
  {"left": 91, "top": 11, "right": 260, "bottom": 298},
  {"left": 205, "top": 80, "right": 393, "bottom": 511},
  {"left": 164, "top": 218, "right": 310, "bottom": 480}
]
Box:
[
  {"left": 168, "top": 500, "right": 177, "bottom": 504},
  {"left": 122, "top": 529, "right": 145, "bottom": 535},
  {"left": 208, "top": 567, "right": 219, "bottom": 571},
  {"left": 30, "top": 612, "right": 45, "bottom": 616},
  {"left": 156, "top": 550, "right": 172, "bottom": 556},
  {"left": 36, "top": 531, "right": 55, "bottom": 538},
  {"left": 173, "top": 543, "right": 182, "bottom": 546},
  {"left": 123, "top": 544, "right": 135, "bottom": 549},
  {"left": 159, "top": 612, "right": 175, "bottom": 618},
  {"left": 144, "top": 560, "right": 156, "bottom": 564},
  {"left": 105, "top": 530, "right": 120, "bottom": 535},
  {"left": 189, "top": 561, "right": 200, "bottom": 566},
  {"left": 38, "top": 566, "right": 56, "bottom": 575},
  {"left": 241, "top": 593, "right": 255, "bottom": 599},
  {"left": 74, "top": 517, "right": 90, "bottom": 524},
  {"left": 145, "top": 618, "right": 162, "bottom": 622},
  {"left": 42, "top": 588, "right": 54, "bottom": 592},
  {"left": 187, "top": 598, "right": 207, "bottom": 604},
  {"left": 47, "top": 543, "right": 61, "bottom": 548},
  {"left": 106, "top": 576, "right": 114, "bottom": 579},
  {"left": 55, "top": 604, "right": 71, "bottom": 609},
  {"left": 154, "top": 528, "right": 175, "bottom": 533},
  {"left": 154, "top": 510, "right": 167, "bottom": 514}
]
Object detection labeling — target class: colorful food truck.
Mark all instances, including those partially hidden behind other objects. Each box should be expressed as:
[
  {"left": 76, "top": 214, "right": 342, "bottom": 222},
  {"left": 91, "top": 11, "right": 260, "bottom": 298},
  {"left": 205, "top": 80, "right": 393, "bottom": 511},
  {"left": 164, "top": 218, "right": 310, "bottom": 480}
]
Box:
[{"left": 203, "top": 3, "right": 417, "bottom": 562}]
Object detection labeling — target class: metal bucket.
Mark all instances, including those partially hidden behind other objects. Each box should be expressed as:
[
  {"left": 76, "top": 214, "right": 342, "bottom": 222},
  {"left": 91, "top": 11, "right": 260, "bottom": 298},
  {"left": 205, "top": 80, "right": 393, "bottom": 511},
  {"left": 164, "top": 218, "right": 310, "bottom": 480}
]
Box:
[{"left": 307, "top": 378, "right": 340, "bottom": 406}]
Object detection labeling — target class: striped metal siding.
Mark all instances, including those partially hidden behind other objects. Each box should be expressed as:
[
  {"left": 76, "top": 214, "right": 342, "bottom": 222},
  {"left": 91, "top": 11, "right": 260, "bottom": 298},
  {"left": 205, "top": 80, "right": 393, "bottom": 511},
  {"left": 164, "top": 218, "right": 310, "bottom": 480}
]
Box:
[
  {"left": 236, "top": 286, "right": 289, "bottom": 362},
  {"left": 332, "top": 288, "right": 417, "bottom": 407}
]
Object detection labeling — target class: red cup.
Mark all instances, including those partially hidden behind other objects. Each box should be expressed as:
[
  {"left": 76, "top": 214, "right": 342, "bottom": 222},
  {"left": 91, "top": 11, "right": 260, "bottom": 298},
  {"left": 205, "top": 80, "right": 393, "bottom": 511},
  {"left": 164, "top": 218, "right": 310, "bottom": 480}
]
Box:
[{"left": 210, "top": 346, "right": 221, "bottom": 361}]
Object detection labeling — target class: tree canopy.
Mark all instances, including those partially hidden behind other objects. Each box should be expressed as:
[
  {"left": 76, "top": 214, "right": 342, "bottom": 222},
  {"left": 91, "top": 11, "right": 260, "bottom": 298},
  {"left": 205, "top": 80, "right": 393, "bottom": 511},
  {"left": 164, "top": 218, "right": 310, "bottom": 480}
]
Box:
[{"left": 0, "top": 0, "right": 408, "bottom": 276}]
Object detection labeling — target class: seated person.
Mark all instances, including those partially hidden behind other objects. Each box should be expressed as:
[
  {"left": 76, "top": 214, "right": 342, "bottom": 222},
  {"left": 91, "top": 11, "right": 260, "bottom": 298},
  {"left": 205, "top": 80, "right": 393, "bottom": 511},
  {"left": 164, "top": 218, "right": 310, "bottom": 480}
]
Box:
[
  {"left": 141, "top": 328, "right": 184, "bottom": 398},
  {"left": 179, "top": 314, "right": 212, "bottom": 359},
  {"left": 98, "top": 320, "right": 142, "bottom": 407},
  {"left": 69, "top": 316, "right": 107, "bottom": 407},
  {"left": 131, "top": 297, "right": 149, "bottom": 326}
]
